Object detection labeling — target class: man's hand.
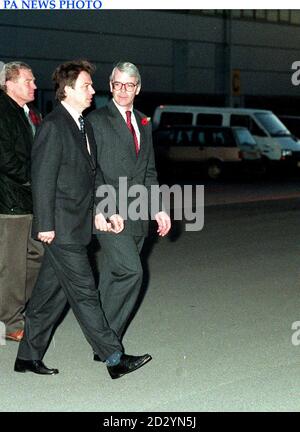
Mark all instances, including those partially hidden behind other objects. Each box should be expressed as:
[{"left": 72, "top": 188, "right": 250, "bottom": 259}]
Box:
[
  {"left": 155, "top": 211, "right": 171, "bottom": 237},
  {"left": 38, "top": 231, "right": 55, "bottom": 244},
  {"left": 95, "top": 213, "right": 124, "bottom": 234},
  {"left": 95, "top": 213, "right": 112, "bottom": 232},
  {"left": 109, "top": 214, "right": 124, "bottom": 234}
]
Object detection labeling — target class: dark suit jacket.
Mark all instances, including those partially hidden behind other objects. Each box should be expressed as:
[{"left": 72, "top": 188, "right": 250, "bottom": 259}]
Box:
[
  {"left": 0, "top": 91, "right": 34, "bottom": 214},
  {"left": 88, "top": 100, "right": 160, "bottom": 236},
  {"left": 31, "top": 103, "right": 97, "bottom": 245}
]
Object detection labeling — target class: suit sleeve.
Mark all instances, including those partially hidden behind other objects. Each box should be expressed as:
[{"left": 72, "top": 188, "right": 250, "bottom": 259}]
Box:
[
  {"left": 144, "top": 124, "right": 165, "bottom": 216},
  {"left": 31, "top": 120, "right": 62, "bottom": 232},
  {"left": 144, "top": 132, "right": 159, "bottom": 189}
]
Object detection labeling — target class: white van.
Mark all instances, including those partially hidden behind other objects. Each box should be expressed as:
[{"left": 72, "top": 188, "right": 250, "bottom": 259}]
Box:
[{"left": 152, "top": 105, "right": 300, "bottom": 164}]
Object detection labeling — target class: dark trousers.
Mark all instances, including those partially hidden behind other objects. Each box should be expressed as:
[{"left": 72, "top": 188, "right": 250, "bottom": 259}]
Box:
[
  {"left": 17, "top": 242, "right": 122, "bottom": 361},
  {"left": 97, "top": 233, "right": 144, "bottom": 339}
]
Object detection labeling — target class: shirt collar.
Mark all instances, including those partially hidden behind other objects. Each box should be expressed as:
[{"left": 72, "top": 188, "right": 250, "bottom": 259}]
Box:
[
  {"left": 23, "top": 104, "right": 29, "bottom": 115},
  {"left": 112, "top": 98, "right": 133, "bottom": 118},
  {"left": 61, "top": 101, "right": 82, "bottom": 127}
]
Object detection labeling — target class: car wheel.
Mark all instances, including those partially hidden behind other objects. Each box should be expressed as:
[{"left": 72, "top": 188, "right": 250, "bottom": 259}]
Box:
[{"left": 207, "top": 161, "right": 222, "bottom": 180}]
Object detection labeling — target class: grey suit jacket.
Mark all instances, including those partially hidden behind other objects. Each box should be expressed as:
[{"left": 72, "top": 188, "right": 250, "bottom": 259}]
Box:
[
  {"left": 88, "top": 100, "right": 160, "bottom": 236},
  {"left": 31, "top": 103, "right": 97, "bottom": 245}
]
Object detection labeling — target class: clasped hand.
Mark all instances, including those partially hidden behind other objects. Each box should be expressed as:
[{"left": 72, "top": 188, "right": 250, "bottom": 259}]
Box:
[{"left": 94, "top": 213, "right": 124, "bottom": 234}]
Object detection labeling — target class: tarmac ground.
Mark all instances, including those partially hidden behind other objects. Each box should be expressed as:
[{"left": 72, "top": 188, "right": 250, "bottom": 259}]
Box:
[{"left": 2, "top": 174, "right": 300, "bottom": 413}]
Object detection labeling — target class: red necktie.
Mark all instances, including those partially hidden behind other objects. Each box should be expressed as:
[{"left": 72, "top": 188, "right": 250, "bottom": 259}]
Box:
[
  {"left": 26, "top": 108, "right": 41, "bottom": 137},
  {"left": 28, "top": 109, "right": 41, "bottom": 127},
  {"left": 126, "top": 111, "right": 139, "bottom": 156}
]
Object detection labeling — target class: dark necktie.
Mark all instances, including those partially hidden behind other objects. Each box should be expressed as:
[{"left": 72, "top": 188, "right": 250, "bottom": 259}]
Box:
[
  {"left": 78, "top": 115, "right": 86, "bottom": 135},
  {"left": 125, "top": 111, "right": 139, "bottom": 156},
  {"left": 78, "top": 115, "right": 91, "bottom": 155}
]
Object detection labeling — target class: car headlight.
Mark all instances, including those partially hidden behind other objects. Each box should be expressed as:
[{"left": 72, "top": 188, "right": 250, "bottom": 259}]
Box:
[{"left": 281, "top": 150, "right": 292, "bottom": 157}]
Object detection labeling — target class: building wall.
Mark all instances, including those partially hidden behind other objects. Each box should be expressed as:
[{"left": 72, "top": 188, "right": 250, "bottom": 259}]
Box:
[{"left": 1, "top": 10, "right": 300, "bottom": 113}]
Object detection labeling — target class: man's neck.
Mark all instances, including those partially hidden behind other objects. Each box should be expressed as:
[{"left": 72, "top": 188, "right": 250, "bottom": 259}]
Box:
[
  {"left": 6, "top": 91, "right": 25, "bottom": 107},
  {"left": 62, "top": 99, "right": 82, "bottom": 115},
  {"left": 112, "top": 98, "right": 133, "bottom": 113}
]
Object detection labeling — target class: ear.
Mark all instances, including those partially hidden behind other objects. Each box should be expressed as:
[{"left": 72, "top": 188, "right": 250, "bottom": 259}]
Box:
[
  {"left": 109, "top": 81, "right": 113, "bottom": 93},
  {"left": 64, "top": 85, "right": 72, "bottom": 98},
  {"left": 135, "top": 84, "right": 141, "bottom": 96},
  {"left": 5, "top": 80, "right": 14, "bottom": 92}
]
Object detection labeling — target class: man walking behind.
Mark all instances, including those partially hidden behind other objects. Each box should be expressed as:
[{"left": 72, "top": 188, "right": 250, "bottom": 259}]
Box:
[{"left": 0, "top": 62, "right": 43, "bottom": 342}]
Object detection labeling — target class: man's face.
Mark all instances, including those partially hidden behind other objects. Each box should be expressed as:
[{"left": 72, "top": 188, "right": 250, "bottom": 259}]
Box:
[
  {"left": 110, "top": 69, "right": 140, "bottom": 110},
  {"left": 65, "top": 71, "right": 95, "bottom": 113},
  {"left": 6, "top": 68, "right": 36, "bottom": 107}
]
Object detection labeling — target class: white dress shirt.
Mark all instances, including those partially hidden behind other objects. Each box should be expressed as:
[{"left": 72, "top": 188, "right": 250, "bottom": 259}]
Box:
[
  {"left": 23, "top": 104, "right": 36, "bottom": 136},
  {"left": 61, "top": 101, "right": 91, "bottom": 154}
]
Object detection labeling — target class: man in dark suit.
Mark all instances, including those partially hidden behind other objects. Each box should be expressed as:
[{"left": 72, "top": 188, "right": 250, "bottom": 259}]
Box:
[
  {"left": 14, "top": 60, "right": 151, "bottom": 379},
  {"left": 88, "top": 62, "right": 171, "bottom": 349}
]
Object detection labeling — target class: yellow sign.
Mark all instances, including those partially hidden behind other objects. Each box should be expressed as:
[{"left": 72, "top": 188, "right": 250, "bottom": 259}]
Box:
[{"left": 232, "top": 69, "right": 241, "bottom": 96}]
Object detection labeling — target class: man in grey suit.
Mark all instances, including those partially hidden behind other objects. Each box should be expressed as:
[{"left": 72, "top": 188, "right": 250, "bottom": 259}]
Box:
[
  {"left": 88, "top": 62, "right": 171, "bottom": 353},
  {"left": 14, "top": 60, "right": 151, "bottom": 379}
]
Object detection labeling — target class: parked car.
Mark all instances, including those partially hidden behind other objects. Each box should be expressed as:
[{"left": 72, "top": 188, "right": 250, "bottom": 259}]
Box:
[
  {"left": 153, "top": 125, "right": 262, "bottom": 180},
  {"left": 152, "top": 105, "right": 300, "bottom": 167}
]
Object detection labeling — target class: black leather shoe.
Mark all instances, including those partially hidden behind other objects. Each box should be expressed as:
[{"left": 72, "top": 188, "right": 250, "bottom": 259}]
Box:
[
  {"left": 93, "top": 354, "right": 101, "bottom": 362},
  {"left": 107, "top": 353, "right": 152, "bottom": 379},
  {"left": 14, "top": 358, "right": 59, "bottom": 375}
]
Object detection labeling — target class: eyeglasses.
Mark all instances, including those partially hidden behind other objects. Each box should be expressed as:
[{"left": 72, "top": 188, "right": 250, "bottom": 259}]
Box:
[{"left": 111, "top": 81, "right": 138, "bottom": 92}]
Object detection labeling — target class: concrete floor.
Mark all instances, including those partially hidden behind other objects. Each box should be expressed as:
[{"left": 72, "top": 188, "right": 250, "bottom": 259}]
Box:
[{"left": 2, "top": 191, "right": 300, "bottom": 412}]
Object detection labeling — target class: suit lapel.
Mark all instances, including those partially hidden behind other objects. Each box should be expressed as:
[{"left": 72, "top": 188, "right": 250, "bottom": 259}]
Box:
[
  {"left": 133, "top": 109, "right": 147, "bottom": 162},
  {"left": 107, "top": 101, "right": 139, "bottom": 162},
  {"left": 85, "top": 122, "right": 97, "bottom": 169}
]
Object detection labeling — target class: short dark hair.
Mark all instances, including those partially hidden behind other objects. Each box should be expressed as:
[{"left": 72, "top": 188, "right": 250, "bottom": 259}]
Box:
[{"left": 52, "top": 59, "right": 96, "bottom": 101}]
